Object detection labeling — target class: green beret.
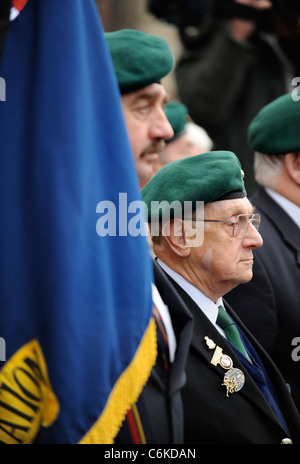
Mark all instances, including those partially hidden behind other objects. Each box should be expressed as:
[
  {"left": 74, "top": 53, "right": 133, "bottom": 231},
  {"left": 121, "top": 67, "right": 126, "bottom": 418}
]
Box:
[
  {"left": 249, "top": 93, "right": 300, "bottom": 155},
  {"left": 165, "top": 101, "right": 189, "bottom": 142},
  {"left": 142, "top": 151, "right": 246, "bottom": 222},
  {"left": 104, "top": 29, "right": 174, "bottom": 94}
]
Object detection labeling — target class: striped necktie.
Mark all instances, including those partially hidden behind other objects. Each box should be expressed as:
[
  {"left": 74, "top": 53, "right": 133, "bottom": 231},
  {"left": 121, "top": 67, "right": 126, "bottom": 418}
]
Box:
[
  {"left": 153, "top": 305, "right": 170, "bottom": 374},
  {"left": 217, "top": 305, "right": 248, "bottom": 357}
]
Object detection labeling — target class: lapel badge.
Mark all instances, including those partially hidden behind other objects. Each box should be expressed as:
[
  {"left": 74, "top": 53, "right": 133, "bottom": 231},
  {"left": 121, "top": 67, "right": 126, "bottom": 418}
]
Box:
[{"left": 204, "top": 337, "right": 245, "bottom": 396}]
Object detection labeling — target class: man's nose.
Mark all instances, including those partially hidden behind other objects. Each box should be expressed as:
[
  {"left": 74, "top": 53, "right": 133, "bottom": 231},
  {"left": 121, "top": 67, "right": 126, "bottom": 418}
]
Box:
[
  {"left": 244, "top": 223, "right": 263, "bottom": 249},
  {"left": 150, "top": 109, "right": 174, "bottom": 141}
]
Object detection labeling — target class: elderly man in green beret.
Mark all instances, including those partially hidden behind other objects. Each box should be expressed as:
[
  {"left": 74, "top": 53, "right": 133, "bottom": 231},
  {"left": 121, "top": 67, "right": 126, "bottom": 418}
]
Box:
[
  {"left": 142, "top": 149, "right": 300, "bottom": 444},
  {"left": 105, "top": 29, "right": 174, "bottom": 188},
  {"left": 105, "top": 28, "right": 194, "bottom": 445},
  {"left": 226, "top": 93, "right": 300, "bottom": 414}
]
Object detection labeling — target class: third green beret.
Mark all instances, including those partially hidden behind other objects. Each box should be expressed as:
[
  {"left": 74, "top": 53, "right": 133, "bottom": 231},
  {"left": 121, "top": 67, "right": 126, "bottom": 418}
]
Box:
[
  {"left": 249, "top": 93, "right": 300, "bottom": 155},
  {"left": 165, "top": 101, "right": 189, "bottom": 142},
  {"left": 105, "top": 29, "right": 174, "bottom": 94},
  {"left": 142, "top": 150, "right": 246, "bottom": 222}
]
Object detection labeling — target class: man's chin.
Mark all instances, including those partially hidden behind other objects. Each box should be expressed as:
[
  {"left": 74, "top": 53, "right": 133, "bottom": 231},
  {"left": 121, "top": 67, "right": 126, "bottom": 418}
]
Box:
[
  {"left": 230, "top": 271, "right": 253, "bottom": 289},
  {"left": 137, "top": 156, "right": 160, "bottom": 185},
  {"left": 141, "top": 152, "right": 159, "bottom": 163},
  {"left": 239, "top": 271, "right": 253, "bottom": 284},
  {"left": 138, "top": 167, "right": 156, "bottom": 187}
]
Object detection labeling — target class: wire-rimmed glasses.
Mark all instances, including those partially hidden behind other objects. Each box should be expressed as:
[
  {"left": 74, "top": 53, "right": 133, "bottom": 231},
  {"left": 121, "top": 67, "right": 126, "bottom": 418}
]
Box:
[{"left": 184, "top": 213, "right": 261, "bottom": 238}]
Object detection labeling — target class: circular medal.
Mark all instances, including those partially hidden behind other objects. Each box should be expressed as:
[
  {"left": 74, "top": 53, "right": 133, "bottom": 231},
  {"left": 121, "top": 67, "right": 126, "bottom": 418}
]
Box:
[
  {"left": 222, "top": 368, "right": 245, "bottom": 397},
  {"left": 220, "top": 354, "right": 233, "bottom": 370}
]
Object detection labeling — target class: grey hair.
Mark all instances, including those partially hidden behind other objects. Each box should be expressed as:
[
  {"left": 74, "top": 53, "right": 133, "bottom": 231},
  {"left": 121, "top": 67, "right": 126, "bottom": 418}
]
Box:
[{"left": 254, "top": 152, "right": 285, "bottom": 188}]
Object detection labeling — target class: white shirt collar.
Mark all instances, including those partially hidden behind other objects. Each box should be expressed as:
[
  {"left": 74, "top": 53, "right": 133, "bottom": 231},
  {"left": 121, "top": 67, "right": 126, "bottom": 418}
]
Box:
[
  {"left": 266, "top": 188, "right": 300, "bottom": 229},
  {"left": 157, "top": 259, "right": 226, "bottom": 336}
]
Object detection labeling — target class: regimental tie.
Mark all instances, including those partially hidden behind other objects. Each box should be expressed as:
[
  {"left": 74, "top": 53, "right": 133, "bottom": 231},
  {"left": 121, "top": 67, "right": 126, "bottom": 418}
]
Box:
[
  {"left": 153, "top": 305, "right": 170, "bottom": 375},
  {"left": 217, "top": 305, "right": 248, "bottom": 358}
]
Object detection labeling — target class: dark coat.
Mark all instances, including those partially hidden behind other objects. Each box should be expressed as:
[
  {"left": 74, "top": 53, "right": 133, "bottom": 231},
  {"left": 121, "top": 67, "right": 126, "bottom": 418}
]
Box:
[
  {"left": 115, "top": 260, "right": 194, "bottom": 444},
  {"left": 165, "top": 272, "right": 300, "bottom": 444},
  {"left": 226, "top": 187, "right": 300, "bottom": 413}
]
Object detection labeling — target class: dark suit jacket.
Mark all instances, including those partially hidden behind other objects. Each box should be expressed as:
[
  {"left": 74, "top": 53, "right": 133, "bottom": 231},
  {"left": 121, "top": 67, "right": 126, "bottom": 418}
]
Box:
[
  {"left": 166, "top": 273, "right": 300, "bottom": 444},
  {"left": 226, "top": 187, "right": 300, "bottom": 412},
  {"left": 115, "top": 260, "right": 194, "bottom": 444}
]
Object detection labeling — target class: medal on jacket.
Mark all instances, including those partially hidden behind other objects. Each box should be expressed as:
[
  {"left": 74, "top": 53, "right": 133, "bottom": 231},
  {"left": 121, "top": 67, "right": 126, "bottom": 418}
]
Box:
[
  {"left": 204, "top": 336, "right": 245, "bottom": 397},
  {"left": 222, "top": 368, "right": 245, "bottom": 397}
]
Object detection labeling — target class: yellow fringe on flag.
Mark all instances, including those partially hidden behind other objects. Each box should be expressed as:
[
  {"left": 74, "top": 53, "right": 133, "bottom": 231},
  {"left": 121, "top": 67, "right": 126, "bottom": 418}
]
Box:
[{"left": 79, "top": 317, "right": 157, "bottom": 444}]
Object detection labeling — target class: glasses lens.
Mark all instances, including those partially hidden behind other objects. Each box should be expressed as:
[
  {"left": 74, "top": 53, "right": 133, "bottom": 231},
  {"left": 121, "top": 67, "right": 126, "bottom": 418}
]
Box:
[
  {"left": 234, "top": 215, "right": 246, "bottom": 238},
  {"left": 251, "top": 214, "right": 261, "bottom": 231},
  {"left": 236, "top": 214, "right": 260, "bottom": 238}
]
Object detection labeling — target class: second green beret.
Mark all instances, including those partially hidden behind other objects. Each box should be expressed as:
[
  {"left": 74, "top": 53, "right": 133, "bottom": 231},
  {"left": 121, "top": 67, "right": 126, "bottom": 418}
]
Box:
[
  {"left": 249, "top": 93, "right": 300, "bottom": 155},
  {"left": 142, "top": 150, "right": 246, "bottom": 222},
  {"left": 105, "top": 29, "right": 174, "bottom": 94}
]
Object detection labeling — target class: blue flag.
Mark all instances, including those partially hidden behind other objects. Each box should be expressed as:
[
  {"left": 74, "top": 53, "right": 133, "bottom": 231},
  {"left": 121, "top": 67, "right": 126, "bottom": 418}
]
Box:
[{"left": 0, "top": 0, "right": 156, "bottom": 444}]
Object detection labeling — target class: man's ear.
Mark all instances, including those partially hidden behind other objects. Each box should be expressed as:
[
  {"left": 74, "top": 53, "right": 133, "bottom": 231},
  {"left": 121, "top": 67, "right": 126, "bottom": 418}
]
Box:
[
  {"left": 162, "top": 219, "right": 191, "bottom": 257},
  {"left": 284, "top": 152, "right": 300, "bottom": 185}
]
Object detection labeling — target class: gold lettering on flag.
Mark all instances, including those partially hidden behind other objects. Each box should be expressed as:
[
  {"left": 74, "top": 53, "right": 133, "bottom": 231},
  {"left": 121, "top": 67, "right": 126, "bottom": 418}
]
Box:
[{"left": 0, "top": 339, "right": 59, "bottom": 444}]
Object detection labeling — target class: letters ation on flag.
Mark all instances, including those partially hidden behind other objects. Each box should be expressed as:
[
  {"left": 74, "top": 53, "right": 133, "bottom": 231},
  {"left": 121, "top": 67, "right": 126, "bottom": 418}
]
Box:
[{"left": 0, "top": 340, "right": 59, "bottom": 444}]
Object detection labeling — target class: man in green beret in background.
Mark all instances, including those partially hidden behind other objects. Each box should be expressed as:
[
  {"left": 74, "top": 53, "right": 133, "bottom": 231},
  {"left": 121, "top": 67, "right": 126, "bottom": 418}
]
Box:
[
  {"left": 151, "top": 100, "right": 213, "bottom": 178},
  {"left": 226, "top": 93, "right": 300, "bottom": 414},
  {"left": 105, "top": 29, "right": 194, "bottom": 444},
  {"left": 142, "top": 150, "right": 300, "bottom": 443},
  {"left": 105, "top": 28, "right": 174, "bottom": 188}
]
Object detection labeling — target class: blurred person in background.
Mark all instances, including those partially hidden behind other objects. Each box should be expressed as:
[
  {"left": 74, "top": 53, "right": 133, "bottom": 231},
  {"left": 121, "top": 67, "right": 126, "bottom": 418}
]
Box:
[{"left": 173, "top": 0, "right": 300, "bottom": 195}]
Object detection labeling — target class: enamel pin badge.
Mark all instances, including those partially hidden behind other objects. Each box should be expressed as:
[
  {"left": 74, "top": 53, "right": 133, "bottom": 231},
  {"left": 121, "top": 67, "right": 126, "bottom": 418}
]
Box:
[
  {"left": 204, "top": 336, "right": 245, "bottom": 397},
  {"left": 204, "top": 336, "right": 233, "bottom": 369}
]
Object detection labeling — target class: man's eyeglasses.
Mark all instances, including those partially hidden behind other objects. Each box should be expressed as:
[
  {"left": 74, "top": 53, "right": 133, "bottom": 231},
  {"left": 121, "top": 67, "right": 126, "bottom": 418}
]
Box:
[{"left": 184, "top": 213, "right": 261, "bottom": 239}]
